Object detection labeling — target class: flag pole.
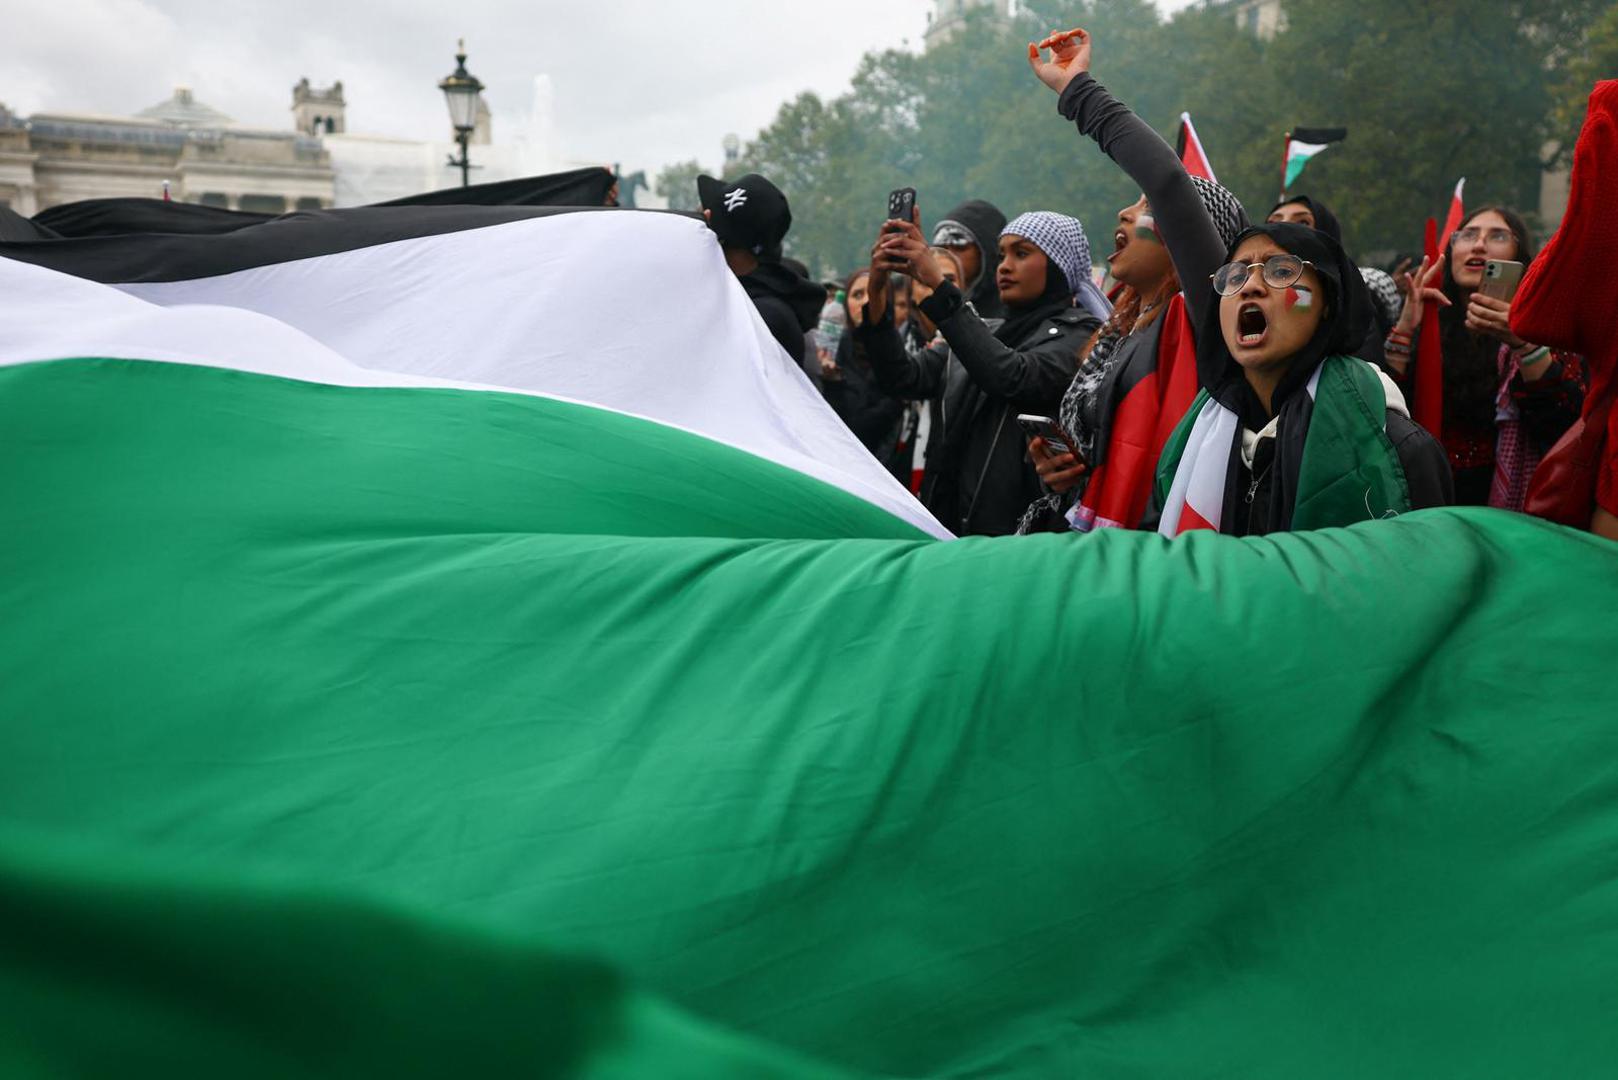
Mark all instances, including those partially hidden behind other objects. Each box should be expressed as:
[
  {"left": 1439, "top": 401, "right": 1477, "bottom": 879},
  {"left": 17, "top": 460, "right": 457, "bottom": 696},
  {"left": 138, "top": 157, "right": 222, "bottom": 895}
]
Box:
[{"left": 1278, "top": 131, "right": 1291, "bottom": 203}]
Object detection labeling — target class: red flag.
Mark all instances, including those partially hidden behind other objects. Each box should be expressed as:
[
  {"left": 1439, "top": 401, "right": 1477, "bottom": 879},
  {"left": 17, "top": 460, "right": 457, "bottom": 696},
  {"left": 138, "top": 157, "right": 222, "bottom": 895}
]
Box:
[
  {"left": 1439, "top": 177, "right": 1465, "bottom": 249},
  {"left": 1413, "top": 217, "right": 1444, "bottom": 436},
  {"left": 1176, "top": 113, "right": 1217, "bottom": 183}
]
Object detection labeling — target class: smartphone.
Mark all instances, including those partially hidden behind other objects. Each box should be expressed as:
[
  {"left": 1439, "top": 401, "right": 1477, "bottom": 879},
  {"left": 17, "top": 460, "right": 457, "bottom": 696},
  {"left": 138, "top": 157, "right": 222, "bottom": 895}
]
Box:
[
  {"left": 887, "top": 187, "right": 917, "bottom": 222},
  {"left": 1016, "top": 414, "right": 1079, "bottom": 459},
  {"left": 1480, "top": 259, "right": 1525, "bottom": 302}
]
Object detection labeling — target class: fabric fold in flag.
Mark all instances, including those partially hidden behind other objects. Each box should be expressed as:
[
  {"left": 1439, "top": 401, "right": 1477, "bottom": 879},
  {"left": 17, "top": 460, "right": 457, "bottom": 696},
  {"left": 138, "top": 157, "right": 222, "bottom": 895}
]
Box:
[{"left": 0, "top": 206, "right": 950, "bottom": 540}]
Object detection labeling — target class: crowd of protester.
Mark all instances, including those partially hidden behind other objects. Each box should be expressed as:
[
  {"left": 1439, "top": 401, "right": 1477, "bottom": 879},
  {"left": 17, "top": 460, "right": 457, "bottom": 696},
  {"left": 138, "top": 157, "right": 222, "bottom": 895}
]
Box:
[{"left": 697, "top": 28, "right": 1617, "bottom": 542}]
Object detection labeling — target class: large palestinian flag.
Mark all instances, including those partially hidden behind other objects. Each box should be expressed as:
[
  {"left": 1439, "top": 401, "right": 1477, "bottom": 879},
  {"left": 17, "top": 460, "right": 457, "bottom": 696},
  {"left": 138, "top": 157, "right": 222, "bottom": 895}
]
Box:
[{"left": 3, "top": 205, "right": 1618, "bottom": 1077}]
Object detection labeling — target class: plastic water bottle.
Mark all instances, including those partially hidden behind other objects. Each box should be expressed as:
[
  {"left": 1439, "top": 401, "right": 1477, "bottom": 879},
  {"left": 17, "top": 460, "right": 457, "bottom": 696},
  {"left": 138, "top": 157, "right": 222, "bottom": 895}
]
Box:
[{"left": 817, "top": 291, "right": 846, "bottom": 353}]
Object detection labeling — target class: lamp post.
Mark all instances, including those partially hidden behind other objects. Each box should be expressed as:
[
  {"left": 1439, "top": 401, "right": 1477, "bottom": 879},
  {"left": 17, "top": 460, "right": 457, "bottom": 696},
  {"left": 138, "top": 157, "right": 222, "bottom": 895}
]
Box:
[{"left": 438, "top": 38, "right": 484, "bottom": 187}]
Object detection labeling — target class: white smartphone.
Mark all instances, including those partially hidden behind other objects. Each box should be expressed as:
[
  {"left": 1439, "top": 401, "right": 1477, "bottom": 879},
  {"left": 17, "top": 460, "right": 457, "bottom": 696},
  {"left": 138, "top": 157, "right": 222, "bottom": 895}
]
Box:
[{"left": 1480, "top": 259, "right": 1525, "bottom": 302}]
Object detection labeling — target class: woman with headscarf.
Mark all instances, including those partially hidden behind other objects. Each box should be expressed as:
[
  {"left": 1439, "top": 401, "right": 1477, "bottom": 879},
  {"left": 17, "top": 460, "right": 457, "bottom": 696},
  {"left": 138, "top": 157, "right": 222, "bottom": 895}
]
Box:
[
  {"left": 1019, "top": 27, "right": 1248, "bottom": 533},
  {"left": 856, "top": 208, "right": 1108, "bottom": 535},
  {"left": 1154, "top": 222, "right": 1453, "bottom": 536},
  {"left": 1383, "top": 205, "right": 1586, "bottom": 509},
  {"left": 1268, "top": 195, "right": 1341, "bottom": 244}
]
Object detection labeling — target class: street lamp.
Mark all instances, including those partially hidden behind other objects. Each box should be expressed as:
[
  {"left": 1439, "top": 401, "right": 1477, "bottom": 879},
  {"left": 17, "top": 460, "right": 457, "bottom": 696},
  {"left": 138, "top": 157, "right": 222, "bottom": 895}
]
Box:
[
  {"left": 722, "top": 133, "right": 740, "bottom": 166},
  {"left": 438, "top": 38, "right": 484, "bottom": 187}
]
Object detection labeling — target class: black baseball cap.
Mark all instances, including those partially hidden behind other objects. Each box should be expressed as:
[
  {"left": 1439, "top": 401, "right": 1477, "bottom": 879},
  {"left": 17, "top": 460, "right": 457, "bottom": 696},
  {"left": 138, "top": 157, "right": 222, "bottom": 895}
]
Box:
[{"left": 697, "top": 172, "right": 791, "bottom": 260}]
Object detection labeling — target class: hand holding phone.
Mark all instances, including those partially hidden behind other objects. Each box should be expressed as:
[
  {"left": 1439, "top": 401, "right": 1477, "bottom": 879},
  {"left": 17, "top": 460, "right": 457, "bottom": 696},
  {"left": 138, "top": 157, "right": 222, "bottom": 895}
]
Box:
[
  {"left": 1019, "top": 414, "right": 1088, "bottom": 494},
  {"left": 1479, "top": 259, "right": 1524, "bottom": 302},
  {"left": 1017, "top": 414, "right": 1079, "bottom": 459},
  {"left": 874, "top": 197, "right": 944, "bottom": 292}
]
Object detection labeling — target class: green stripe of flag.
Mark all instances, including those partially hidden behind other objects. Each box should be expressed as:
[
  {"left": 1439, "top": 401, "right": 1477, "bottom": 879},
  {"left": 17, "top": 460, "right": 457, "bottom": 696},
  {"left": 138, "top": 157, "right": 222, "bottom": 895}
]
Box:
[{"left": 4, "top": 356, "right": 1618, "bottom": 1076}]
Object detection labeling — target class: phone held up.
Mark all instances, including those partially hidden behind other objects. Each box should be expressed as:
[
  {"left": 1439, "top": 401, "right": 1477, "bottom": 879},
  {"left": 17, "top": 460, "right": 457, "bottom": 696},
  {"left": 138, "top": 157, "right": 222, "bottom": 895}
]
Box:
[
  {"left": 887, "top": 187, "right": 916, "bottom": 222},
  {"left": 1016, "top": 414, "right": 1079, "bottom": 459},
  {"left": 1479, "top": 259, "right": 1525, "bottom": 303}
]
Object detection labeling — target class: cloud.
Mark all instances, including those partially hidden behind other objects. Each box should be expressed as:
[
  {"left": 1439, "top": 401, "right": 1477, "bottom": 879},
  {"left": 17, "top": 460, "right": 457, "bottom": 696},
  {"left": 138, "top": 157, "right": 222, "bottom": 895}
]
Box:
[{"left": 1, "top": 0, "right": 936, "bottom": 176}]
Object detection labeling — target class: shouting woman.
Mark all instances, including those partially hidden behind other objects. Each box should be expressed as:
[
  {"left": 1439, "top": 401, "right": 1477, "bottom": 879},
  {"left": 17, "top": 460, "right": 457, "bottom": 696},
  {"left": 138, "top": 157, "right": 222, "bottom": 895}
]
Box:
[{"left": 1155, "top": 222, "right": 1453, "bottom": 536}]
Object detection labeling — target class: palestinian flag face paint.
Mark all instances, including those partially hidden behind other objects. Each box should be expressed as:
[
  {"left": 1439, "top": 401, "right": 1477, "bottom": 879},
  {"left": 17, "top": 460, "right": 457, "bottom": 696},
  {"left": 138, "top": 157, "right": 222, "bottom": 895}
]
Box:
[
  {"left": 1134, "top": 213, "right": 1162, "bottom": 243},
  {"left": 1285, "top": 285, "right": 1314, "bottom": 312}
]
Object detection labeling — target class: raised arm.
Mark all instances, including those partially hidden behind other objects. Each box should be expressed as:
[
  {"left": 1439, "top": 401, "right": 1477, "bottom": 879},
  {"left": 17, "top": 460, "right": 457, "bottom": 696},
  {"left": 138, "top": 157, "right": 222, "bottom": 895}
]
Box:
[{"left": 1029, "top": 28, "right": 1229, "bottom": 332}]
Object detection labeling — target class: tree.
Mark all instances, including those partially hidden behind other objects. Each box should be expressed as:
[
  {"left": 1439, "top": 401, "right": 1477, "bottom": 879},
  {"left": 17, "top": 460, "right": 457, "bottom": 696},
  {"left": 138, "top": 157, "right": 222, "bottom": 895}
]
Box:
[
  {"left": 655, "top": 0, "right": 1612, "bottom": 272},
  {"left": 1547, "top": 3, "right": 1618, "bottom": 167},
  {"left": 653, "top": 160, "right": 707, "bottom": 212}
]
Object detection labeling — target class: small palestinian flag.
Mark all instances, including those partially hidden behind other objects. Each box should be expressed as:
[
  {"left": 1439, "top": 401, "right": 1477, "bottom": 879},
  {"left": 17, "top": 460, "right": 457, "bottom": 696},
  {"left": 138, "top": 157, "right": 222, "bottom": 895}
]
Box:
[
  {"left": 1281, "top": 126, "right": 1347, "bottom": 190},
  {"left": 1176, "top": 112, "right": 1218, "bottom": 183}
]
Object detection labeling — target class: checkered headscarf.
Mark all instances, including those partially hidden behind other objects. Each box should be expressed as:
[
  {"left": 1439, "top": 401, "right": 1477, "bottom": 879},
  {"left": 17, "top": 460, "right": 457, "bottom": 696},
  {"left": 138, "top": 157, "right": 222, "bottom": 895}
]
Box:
[
  {"left": 1189, "top": 176, "right": 1248, "bottom": 252},
  {"left": 1359, "top": 267, "right": 1402, "bottom": 328},
  {"left": 1001, "top": 211, "right": 1112, "bottom": 323}
]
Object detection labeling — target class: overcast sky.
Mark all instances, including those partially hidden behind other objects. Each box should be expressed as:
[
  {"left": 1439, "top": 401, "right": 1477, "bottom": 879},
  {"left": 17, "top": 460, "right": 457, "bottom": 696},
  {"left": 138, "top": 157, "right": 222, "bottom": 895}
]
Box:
[{"left": 0, "top": 0, "right": 1193, "bottom": 180}]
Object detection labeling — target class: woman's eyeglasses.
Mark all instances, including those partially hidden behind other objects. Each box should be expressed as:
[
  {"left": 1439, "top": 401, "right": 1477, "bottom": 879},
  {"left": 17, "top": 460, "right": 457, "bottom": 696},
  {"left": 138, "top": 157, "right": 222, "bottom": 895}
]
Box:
[
  {"left": 1450, "top": 227, "right": 1515, "bottom": 248},
  {"left": 1211, "top": 254, "right": 1312, "bottom": 297}
]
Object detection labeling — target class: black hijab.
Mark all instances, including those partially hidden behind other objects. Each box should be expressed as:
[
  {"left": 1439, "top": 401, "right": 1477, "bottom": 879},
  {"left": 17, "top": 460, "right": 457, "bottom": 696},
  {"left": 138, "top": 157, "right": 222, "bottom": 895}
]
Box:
[
  {"left": 1269, "top": 195, "right": 1342, "bottom": 245},
  {"left": 1194, "top": 223, "right": 1376, "bottom": 531},
  {"left": 1197, "top": 222, "right": 1372, "bottom": 426},
  {"left": 992, "top": 252, "right": 1073, "bottom": 349}
]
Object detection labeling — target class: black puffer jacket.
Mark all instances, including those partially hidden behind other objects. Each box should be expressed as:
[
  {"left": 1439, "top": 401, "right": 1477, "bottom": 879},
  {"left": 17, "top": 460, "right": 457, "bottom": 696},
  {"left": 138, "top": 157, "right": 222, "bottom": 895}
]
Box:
[
  {"left": 854, "top": 281, "right": 1098, "bottom": 535},
  {"left": 740, "top": 261, "right": 825, "bottom": 366}
]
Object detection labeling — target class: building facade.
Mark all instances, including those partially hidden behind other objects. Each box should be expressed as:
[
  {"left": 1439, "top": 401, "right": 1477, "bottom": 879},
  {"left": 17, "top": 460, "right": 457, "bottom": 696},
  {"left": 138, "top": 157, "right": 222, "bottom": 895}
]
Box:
[
  {"left": 0, "top": 87, "right": 334, "bottom": 215},
  {"left": 0, "top": 73, "right": 567, "bottom": 215}
]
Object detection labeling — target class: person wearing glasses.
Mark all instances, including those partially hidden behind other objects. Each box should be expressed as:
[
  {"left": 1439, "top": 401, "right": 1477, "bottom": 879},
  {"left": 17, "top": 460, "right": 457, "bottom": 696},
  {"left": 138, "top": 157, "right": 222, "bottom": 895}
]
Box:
[
  {"left": 1019, "top": 27, "right": 1249, "bottom": 534},
  {"left": 1153, "top": 221, "right": 1453, "bottom": 536},
  {"left": 1384, "top": 207, "right": 1586, "bottom": 508}
]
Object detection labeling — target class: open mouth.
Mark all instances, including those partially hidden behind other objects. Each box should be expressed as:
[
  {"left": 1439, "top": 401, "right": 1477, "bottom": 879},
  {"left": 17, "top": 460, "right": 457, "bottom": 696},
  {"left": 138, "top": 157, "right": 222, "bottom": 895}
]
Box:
[
  {"left": 1106, "top": 228, "right": 1129, "bottom": 262},
  {"left": 1237, "top": 303, "right": 1268, "bottom": 347},
  {"left": 1464, "top": 258, "right": 1487, "bottom": 272}
]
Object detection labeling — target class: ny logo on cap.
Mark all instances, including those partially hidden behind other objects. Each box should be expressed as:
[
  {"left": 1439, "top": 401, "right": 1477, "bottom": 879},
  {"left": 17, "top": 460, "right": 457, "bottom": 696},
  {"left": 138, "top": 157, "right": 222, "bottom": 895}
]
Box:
[{"left": 723, "top": 187, "right": 748, "bottom": 212}]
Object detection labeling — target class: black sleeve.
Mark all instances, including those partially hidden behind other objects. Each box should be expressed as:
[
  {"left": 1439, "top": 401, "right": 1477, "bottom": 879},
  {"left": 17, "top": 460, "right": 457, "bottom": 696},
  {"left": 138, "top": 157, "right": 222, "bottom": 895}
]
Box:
[
  {"left": 918, "top": 282, "right": 1095, "bottom": 409},
  {"left": 820, "top": 335, "right": 904, "bottom": 445},
  {"left": 754, "top": 297, "right": 806, "bottom": 365},
  {"left": 1387, "top": 411, "right": 1454, "bottom": 510},
  {"left": 1058, "top": 73, "right": 1228, "bottom": 334},
  {"left": 852, "top": 300, "right": 949, "bottom": 399}
]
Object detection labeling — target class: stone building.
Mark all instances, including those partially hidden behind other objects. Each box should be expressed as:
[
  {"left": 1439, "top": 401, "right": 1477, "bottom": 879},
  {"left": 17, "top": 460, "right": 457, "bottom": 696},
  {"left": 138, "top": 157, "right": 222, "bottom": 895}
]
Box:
[
  {"left": 292, "top": 78, "right": 347, "bottom": 136},
  {"left": 1226, "top": 0, "right": 1287, "bottom": 40},
  {"left": 0, "top": 87, "right": 334, "bottom": 215},
  {"left": 923, "top": 0, "right": 1012, "bottom": 50}
]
